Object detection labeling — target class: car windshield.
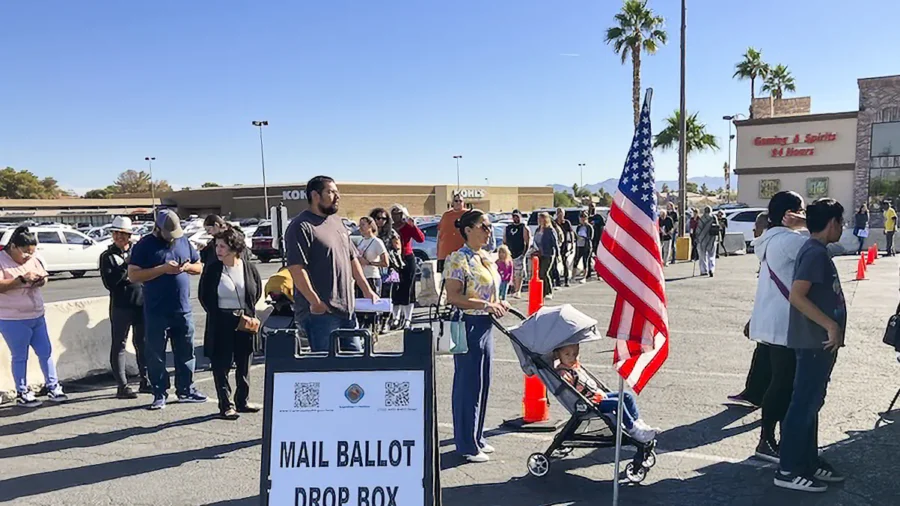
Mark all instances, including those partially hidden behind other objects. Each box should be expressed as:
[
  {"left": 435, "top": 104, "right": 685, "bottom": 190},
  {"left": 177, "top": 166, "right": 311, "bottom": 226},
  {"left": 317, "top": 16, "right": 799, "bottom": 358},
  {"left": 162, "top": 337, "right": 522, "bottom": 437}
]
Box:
[{"left": 254, "top": 225, "right": 272, "bottom": 237}]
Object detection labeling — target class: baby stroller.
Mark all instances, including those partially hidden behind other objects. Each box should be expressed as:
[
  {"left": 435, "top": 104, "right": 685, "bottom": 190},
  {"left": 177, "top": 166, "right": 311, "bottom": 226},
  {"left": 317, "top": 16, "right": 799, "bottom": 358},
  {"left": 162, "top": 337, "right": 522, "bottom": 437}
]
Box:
[{"left": 493, "top": 305, "right": 657, "bottom": 483}]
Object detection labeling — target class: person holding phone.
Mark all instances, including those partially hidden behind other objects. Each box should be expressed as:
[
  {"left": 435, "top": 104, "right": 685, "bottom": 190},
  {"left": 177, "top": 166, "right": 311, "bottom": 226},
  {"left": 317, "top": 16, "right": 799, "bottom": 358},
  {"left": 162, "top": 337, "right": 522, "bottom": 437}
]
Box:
[{"left": 0, "top": 226, "right": 67, "bottom": 407}]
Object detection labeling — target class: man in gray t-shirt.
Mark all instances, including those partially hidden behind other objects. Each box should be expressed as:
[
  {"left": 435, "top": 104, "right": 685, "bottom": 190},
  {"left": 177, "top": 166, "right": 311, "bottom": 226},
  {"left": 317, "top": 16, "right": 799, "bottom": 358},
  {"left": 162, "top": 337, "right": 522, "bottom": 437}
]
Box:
[{"left": 285, "top": 176, "right": 379, "bottom": 352}]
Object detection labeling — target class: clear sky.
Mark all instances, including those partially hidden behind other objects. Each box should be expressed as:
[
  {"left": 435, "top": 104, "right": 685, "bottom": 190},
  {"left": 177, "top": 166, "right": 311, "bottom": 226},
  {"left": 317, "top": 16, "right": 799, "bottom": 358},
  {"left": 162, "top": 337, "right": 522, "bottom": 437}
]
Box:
[{"left": 2, "top": 1, "right": 898, "bottom": 194}]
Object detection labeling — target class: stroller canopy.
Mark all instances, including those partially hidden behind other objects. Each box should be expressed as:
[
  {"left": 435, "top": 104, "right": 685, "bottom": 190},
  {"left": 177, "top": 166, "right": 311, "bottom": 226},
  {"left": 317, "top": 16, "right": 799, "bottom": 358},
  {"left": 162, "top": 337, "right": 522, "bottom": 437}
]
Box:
[{"left": 509, "top": 304, "right": 602, "bottom": 374}]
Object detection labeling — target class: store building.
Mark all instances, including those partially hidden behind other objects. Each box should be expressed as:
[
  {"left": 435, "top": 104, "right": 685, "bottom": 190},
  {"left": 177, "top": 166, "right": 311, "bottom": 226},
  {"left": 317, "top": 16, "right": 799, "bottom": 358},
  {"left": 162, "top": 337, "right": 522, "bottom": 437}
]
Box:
[
  {"left": 0, "top": 198, "right": 157, "bottom": 226},
  {"left": 735, "top": 74, "right": 900, "bottom": 225},
  {"left": 160, "top": 182, "right": 553, "bottom": 221}
]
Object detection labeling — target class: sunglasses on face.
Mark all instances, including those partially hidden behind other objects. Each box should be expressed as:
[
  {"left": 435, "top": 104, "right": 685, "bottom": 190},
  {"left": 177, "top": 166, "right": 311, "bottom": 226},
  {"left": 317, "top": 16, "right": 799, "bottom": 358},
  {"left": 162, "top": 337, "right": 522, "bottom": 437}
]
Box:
[
  {"left": 375, "top": 216, "right": 387, "bottom": 221},
  {"left": 478, "top": 222, "right": 492, "bottom": 232}
]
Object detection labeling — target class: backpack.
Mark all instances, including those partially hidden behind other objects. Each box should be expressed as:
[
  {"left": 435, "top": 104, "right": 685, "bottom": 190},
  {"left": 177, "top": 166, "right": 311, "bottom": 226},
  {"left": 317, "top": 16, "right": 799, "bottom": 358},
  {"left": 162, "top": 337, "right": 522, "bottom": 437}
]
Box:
[{"left": 708, "top": 220, "right": 721, "bottom": 237}]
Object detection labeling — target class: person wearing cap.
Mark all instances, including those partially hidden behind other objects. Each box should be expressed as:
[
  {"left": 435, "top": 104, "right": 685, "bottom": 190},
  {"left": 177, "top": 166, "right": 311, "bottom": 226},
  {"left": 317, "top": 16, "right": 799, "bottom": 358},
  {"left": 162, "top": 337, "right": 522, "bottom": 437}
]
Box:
[
  {"left": 437, "top": 193, "right": 467, "bottom": 274},
  {"left": 503, "top": 209, "right": 530, "bottom": 299},
  {"left": 100, "top": 216, "right": 150, "bottom": 399},
  {"left": 128, "top": 209, "right": 207, "bottom": 410}
]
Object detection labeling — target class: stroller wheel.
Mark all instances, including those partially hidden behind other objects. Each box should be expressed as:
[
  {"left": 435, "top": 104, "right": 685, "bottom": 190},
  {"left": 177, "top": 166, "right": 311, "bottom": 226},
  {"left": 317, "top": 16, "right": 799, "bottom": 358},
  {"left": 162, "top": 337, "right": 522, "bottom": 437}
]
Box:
[
  {"left": 526, "top": 453, "right": 550, "bottom": 477},
  {"left": 624, "top": 462, "right": 647, "bottom": 483},
  {"left": 642, "top": 450, "right": 657, "bottom": 469}
]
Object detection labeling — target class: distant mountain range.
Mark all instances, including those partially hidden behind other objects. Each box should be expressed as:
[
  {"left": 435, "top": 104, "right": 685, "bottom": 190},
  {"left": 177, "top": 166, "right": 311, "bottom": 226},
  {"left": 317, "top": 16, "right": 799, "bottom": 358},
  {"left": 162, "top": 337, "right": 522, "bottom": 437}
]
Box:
[{"left": 551, "top": 176, "right": 733, "bottom": 195}]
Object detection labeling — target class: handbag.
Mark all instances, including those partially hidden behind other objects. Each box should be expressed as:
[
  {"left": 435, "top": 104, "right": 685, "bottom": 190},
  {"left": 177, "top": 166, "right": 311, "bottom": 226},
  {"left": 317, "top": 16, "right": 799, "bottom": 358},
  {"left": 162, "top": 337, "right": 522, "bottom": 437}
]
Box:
[
  {"left": 883, "top": 302, "right": 900, "bottom": 348},
  {"left": 430, "top": 305, "right": 467, "bottom": 355},
  {"left": 224, "top": 267, "right": 261, "bottom": 334}
]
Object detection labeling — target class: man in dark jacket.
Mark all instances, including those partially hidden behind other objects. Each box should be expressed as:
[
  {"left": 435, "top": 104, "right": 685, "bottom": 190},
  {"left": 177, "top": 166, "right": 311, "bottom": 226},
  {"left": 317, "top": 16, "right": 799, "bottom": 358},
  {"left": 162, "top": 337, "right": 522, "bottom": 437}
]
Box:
[
  {"left": 100, "top": 217, "right": 150, "bottom": 398},
  {"left": 591, "top": 211, "right": 605, "bottom": 255}
]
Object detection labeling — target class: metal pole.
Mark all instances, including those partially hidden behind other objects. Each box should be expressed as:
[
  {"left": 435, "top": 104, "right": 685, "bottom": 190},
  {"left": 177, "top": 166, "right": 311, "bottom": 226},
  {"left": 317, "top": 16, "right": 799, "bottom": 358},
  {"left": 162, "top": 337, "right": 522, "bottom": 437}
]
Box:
[
  {"left": 259, "top": 125, "right": 269, "bottom": 220},
  {"left": 455, "top": 157, "right": 460, "bottom": 190},
  {"left": 727, "top": 120, "right": 732, "bottom": 203},
  {"left": 612, "top": 376, "right": 626, "bottom": 505},
  {"left": 677, "top": 0, "right": 687, "bottom": 236},
  {"left": 145, "top": 157, "right": 157, "bottom": 219}
]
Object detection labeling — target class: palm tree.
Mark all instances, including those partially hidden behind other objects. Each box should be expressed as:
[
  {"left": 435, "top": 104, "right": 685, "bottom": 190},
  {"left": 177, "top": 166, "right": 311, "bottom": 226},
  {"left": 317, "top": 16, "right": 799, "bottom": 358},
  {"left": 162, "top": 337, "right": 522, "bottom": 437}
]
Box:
[
  {"left": 761, "top": 64, "right": 796, "bottom": 100},
  {"left": 733, "top": 47, "right": 770, "bottom": 118},
  {"left": 605, "top": 0, "right": 667, "bottom": 127},
  {"left": 653, "top": 110, "right": 719, "bottom": 179}
]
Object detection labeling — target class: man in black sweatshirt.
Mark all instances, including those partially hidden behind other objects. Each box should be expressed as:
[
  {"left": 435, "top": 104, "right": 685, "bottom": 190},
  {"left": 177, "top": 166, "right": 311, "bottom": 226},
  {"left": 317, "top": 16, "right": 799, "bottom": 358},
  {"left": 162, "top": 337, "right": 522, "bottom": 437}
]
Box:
[{"left": 100, "top": 217, "right": 150, "bottom": 398}]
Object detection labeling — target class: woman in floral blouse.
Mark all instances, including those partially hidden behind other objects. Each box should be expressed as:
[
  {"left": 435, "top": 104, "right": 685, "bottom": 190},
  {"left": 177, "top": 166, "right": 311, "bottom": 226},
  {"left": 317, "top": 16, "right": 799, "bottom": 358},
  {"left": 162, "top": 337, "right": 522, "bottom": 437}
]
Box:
[{"left": 443, "top": 209, "right": 510, "bottom": 463}]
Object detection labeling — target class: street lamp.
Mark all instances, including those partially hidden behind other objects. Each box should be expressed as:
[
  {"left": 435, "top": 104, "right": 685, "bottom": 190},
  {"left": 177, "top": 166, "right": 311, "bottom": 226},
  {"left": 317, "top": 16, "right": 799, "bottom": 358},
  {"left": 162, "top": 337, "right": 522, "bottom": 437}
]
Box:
[
  {"left": 144, "top": 156, "right": 156, "bottom": 218},
  {"left": 722, "top": 113, "right": 745, "bottom": 203},
  {"left": 453, "top": 155, "right": 462, "bottom": 191},
  {"left": 252, "top": 120, "right": 270, "bottom": 219},
  {"left": 578, "top": 163, "right": 586, "bottom": 189}
]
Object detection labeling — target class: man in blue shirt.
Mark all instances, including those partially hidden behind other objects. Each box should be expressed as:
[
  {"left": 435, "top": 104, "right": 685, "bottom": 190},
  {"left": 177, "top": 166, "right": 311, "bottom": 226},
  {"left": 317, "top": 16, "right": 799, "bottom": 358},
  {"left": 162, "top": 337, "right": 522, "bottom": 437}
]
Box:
[{"left": 128, "top": 210, "right": 206, "bottom": 410}]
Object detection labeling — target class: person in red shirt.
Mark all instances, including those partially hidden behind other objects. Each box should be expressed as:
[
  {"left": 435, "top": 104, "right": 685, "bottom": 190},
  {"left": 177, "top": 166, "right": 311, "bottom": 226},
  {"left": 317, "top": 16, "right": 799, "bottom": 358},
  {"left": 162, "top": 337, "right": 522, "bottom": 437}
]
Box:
[
  {"left": 437, "top": 194, "right": 467, "bottom": 273},
  {"left": 390, "top": 204, "right": 425, "bottom": 329}
]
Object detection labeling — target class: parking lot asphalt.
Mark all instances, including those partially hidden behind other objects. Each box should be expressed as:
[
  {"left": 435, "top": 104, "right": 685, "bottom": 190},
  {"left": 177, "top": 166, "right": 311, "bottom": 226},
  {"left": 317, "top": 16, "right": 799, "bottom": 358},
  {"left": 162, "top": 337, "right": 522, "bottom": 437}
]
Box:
[{"left": 2, "top": 253, "right": 900, "bottom": 505}]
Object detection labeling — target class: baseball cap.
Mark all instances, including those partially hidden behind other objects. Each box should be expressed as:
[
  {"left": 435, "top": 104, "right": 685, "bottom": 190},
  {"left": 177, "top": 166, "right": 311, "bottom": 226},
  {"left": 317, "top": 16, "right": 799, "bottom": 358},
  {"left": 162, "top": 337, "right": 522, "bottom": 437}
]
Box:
[{"left": 155, "top": 209, "right": 184, "bottom": 240}]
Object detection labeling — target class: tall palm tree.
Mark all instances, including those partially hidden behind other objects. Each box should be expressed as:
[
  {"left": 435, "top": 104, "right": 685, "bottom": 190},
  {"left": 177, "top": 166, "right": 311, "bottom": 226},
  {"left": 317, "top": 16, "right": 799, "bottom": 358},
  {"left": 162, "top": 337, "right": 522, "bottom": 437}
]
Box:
[
  {"left": 733, "top": 47, "right": 770, "bottom": 118},
  {"left": 761, "top": 64, "right": 797, "bottom": 100},
  {"left": 605, "top": 0, "right": 667, "bottom": 127},
  {"left": 653, "top": 110, "right": 719, "bottom": 179}
]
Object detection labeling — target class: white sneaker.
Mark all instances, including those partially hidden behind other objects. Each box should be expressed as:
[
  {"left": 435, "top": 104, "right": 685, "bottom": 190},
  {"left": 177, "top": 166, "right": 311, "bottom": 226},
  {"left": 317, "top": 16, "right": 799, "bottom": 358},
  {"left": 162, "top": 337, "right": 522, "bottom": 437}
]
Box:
[
  {"left": 579, "top": 279, "right": 586, "bottom": 284},
  {"left": 47, "top": 385, "right": 68, "bottom": 403},
  {"left": 480, "top": 444, "right": 495, "bottom": 454},
  {"left": 635, "top": 419, "right": 661, "bottom": 432},
  {"left": 513, "top": 292, "right": 522, "bottom": 299},
  {"left": 545, "top": 294, "right": 553, "bottom": 300},
  {"left": 465, "top": 452, "right": 490, "bottom": 463},
  {"left": 628, "top": 427, "right": 657, "bottom": 443},
  {"left": 16, "top": 391, "right": 42, "bottom": 408}
]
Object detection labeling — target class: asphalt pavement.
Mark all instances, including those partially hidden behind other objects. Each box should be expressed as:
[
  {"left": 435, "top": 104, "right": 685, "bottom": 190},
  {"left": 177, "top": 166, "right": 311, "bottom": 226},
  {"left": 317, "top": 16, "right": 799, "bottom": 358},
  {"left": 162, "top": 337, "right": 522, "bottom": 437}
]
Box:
[{"left": 2, "top": 253, "right": 900, "bottom": 505}]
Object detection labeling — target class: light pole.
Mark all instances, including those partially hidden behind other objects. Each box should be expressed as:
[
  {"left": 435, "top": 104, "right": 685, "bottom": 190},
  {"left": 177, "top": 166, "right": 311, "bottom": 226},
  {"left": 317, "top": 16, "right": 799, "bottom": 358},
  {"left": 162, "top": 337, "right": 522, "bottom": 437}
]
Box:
[
  {"left": 722, "top": 113, "right": 744, "bottom": 203},
  {"left": 144, "top": 156, "right": 156, "bottom": 218},
  {"left": 578, "top": 163, "right": 586, "bottom": 189},
  {"left": 676, "top": 0, "right": 687, "bottom": 236},
  {"left": 453, "top": 155, "right": 462, "bottom": 191},
  {"left": 252, "top": 120, "right": 270, "bottom": 219}
]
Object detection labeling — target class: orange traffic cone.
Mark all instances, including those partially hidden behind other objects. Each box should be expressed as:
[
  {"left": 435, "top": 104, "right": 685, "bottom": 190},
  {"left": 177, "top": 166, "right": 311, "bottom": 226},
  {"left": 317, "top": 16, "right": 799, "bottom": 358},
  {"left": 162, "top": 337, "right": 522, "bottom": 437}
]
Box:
[
  {"left": 856, "top": 253, "right": 867, "bottom": 281},
  {"left": 867, "top": 245, "right": 876, "bottom": 265},
  {"left": 501, "top": 257, "right": 559, "bottom": 432}
]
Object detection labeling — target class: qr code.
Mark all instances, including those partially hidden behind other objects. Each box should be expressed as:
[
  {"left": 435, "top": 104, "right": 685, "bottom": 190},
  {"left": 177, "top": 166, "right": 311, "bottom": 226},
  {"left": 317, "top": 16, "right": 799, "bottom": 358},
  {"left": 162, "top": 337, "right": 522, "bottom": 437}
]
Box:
[
  {"left": 294, "top": 382, "right": 320, "bottom": 409},
  {"left": 385, "top": 381, "right": 410, "bottom": 407}
]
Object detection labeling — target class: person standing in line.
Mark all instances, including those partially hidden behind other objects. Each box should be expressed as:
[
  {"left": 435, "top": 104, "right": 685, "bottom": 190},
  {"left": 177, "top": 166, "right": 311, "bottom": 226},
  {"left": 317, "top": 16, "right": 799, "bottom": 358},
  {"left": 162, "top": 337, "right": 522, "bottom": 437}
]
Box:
[
  {"left": 667, "top": 202, "right": 679, "bottom": 264},
  {"left": 100, "top": 217, "right": 150, "bottom": 399},
  {"left": 591, "top": 210, "right": 606, "bottom": 256},
  {"left": 198, "top": 227, "right": 263, "bottom": 420},
  {"left": 443, "top": 209, "right": 509, "bottom": 463},
  {"left": 689, "top": 208, "right": 700, "bottom": 262},
  {"left": 200, "top": 215, "right": 228, "bottom": 265},
  {"left": 437, "top": 194, "right": 467, "bottom": 274},
  {"left": 503, "top": 210, "right": 531, "bottom": 299},
  {"left": 573, "top": 212, "right": 594, "bottom": 282},
  {"left": 695, "top": 207, "right": 720, "bottom": 277},
  {"left": 355, "top": 216, "right": 389, "bottom": 334},
  {"left": 774, "top": 198, "right": 847, "bottom": 492},
  {"left": 284, "top": 176, "right": 379, "bottom": 352},
  {"left": 390, "top": 204, "right": 425, "bottom": 329},
  {"left": 553, "top": 208, "right": 573, "bottom": 287},
  {"left": 884, "top": 201, "right": 897, "bottom": 256},
  {"left": 128, "top": 209, "right": 207, "bottom": 410},
  {"left": 495, "top": 245, "right": 513, "bottom": 300},
  {"left": 853, "top": 205, "right": 869, "bottom": 255},
  {"left": 370, "top": 207, "right": 399, "bottom": 332},
  {"left": 748, "top": 191, "right": 808, "bottom": 463},
  {"left": 716, "top": 210, "right": 729, "bottom": 258},
  {"left": 0, "top": 227, "right": 67, "bottom": 407},
  {"left": 658, "top": 210, "right": 674, "bottom": 267},
  {"left": 535, "top": 212, "right": 559, "bottom": 300}
]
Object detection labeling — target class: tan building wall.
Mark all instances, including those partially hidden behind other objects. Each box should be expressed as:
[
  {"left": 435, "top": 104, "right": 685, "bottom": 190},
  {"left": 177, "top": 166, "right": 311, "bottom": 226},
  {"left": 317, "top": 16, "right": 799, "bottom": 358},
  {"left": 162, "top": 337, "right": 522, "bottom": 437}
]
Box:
[
  {"left": 735, "top": 114, "right": 858, "bottom": 170},
  {"left": 751, "top": 96, "right": 811, "bottom": 119},
  {"left": 736, "top": 169, "right": 855, "bottom": 209}
]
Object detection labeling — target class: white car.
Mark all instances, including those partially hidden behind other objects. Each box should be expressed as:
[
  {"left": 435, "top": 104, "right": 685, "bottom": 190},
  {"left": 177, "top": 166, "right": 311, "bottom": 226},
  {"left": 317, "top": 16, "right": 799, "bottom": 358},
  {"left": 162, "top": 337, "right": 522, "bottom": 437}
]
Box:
[
  {"left": 723, "top": 207, "right": 767, "bottom": 245},
  {"left": 0, "top": 226, "right": 107, "bottom": 278}
]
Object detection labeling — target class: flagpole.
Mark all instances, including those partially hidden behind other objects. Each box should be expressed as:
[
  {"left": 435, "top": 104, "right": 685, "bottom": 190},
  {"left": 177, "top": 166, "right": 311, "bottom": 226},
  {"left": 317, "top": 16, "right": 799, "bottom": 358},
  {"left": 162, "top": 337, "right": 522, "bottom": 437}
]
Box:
[{"left": 611, "top": 375, "right": 626, "bottom": 505}]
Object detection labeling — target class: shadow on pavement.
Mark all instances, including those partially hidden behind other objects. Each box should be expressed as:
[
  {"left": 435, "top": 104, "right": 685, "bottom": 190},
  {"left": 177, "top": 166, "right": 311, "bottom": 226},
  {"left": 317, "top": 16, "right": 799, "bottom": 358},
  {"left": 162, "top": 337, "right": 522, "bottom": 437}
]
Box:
[
  {"left": 203, "top": 497, "right": 259, "bottom": 506},
  {"left": 0, "top": 438, "right": 261, "bottom": 503},
  {"left": 0, "top": 413, "right": 220, "bottom": 459},
  {"left": 0, "top": 403, "right": 145, "bottom": 437}
]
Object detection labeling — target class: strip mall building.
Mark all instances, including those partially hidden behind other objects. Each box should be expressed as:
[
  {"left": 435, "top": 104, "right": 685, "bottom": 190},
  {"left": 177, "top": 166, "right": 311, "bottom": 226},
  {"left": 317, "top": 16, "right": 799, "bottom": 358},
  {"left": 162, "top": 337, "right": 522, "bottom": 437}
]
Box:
[{"left": 735, "top": 74, "right": 900, "bottom": 225}]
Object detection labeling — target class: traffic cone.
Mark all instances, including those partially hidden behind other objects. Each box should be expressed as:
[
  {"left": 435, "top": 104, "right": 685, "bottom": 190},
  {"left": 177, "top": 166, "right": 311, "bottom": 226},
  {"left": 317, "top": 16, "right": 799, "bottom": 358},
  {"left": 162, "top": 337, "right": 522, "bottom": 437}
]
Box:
[
  {"left": 856, "top": 253, "right": 867, "bottom": 281},
  {"left": 867, "top": 245, "right": 876, "bottom": 265},
  {"left": 501, "top": 256, "right": 560, "bottom": 432}
]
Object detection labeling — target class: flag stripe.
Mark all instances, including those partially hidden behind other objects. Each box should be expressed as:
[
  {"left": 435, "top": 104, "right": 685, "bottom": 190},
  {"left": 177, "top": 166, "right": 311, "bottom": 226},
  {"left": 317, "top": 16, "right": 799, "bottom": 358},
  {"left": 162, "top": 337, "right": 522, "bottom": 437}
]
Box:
[
  {"left": 602, "top": 212, "right": 665, "bottom": 281},
  {"left": 600, "top": 231, "right": 666, "bottom": 304},
  {"left": 609, "top": 200, "right": 662, "bottom": 262},
  {"left": 595, "top": 247, "right": 669, "bottom": 334}
]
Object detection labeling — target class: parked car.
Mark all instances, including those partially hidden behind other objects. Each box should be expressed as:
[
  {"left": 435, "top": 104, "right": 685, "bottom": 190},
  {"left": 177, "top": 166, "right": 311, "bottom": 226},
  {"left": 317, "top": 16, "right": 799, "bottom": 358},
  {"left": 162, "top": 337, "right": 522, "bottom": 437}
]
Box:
[
  {"left": 251, "top": 223, "right": 280, "bottom": 263},
  {"left": 0, "top": 226, "right": 107, "bottom": 277},
  {"left": 723, "top": 207, "right": 767, "bottom": 246}
]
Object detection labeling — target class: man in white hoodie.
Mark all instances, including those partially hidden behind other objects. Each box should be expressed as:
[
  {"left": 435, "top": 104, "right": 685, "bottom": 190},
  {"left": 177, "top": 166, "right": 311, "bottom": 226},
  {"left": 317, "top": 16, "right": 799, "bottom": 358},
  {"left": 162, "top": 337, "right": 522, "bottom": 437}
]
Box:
[{"left": 748, "top": 191, "right": 808, "bottom": 463}]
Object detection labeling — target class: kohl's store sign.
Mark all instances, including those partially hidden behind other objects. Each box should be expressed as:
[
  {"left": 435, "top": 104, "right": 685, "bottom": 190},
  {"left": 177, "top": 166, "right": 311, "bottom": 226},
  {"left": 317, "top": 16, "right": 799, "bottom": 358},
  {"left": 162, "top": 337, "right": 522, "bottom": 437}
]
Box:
[
  {"left": 452, "top": 188, "right": 486, "bottom": 199},
  {"left": 282, "top": 189, "right": 308, "bottom": 201}
]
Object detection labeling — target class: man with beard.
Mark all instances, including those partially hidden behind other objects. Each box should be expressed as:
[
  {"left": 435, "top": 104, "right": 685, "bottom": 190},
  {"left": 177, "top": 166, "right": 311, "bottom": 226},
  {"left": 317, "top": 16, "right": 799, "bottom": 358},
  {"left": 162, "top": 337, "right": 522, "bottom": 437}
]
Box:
[
  {"left": 503, "top": 209, "right": 530, "bottom": 298},
  {"left": 285, "top": 176, "right": 379, "bottom": 352}
]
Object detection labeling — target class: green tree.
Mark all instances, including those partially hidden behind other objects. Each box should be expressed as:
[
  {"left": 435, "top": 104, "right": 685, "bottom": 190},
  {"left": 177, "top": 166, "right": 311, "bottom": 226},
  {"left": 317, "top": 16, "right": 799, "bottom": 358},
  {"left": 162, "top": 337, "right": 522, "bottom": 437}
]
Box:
[
  {"left": 700, "top": 183, "right": 709, "bottom": 195},
  {"left": 733, "top": 47, "right": 770, "bottom": 118},
  {"left": 572, "top": 183, "right": 591, "bottom": 198},
  {"left": 554, "top": 191, "right": 577, "bottom": 208},
  {"left": 761, "top": 64, "right": 796, "bottom": 100},
  {"left": 201, "top": 182, "right": 221, "bottom": 188},
  {"left": 685, "top": 181, "right": 699, "bottom": 193},
  {"left": 112, "top": 170, "right": 172, "bottom": 194},
  {"left": 605, "top": 0, "right": 667, "bottom": 127},
  {"left": 654, "top": 110, "right": 720, "bottom": 187},
  {"left": 0, "top": 167, "right": 65, "bottom": 198},
  {"left": 84, "top": 188, "right": 109, "bottom": 199},
  {"left": 660, "top": 182, "right": 670, "bottom": 193},
  {"left": 596, "top": 188, "right": 613, "bottom": 207}
]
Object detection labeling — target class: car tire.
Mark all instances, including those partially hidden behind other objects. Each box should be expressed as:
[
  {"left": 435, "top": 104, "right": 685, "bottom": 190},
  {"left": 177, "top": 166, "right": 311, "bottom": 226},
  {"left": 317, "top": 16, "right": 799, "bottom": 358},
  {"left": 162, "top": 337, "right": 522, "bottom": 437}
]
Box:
[
  {"left": 70, "top": 271, "right": 86, "bottom": 279},
  {"left": 258, "top": 256, "right": 271, "bottom": 263}
]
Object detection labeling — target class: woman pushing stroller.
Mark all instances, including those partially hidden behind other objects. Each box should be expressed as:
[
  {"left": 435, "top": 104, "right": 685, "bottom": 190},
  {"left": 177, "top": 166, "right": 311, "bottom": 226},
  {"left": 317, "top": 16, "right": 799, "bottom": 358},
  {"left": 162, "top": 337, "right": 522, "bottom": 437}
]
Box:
[{"left": 554, "top": 343, "right": 659, "bottom": 443}]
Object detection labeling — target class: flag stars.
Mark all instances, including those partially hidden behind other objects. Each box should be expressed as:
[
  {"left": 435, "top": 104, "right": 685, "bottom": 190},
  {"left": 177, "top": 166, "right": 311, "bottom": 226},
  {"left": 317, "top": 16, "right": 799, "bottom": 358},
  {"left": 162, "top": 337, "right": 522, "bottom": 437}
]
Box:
[
  {"left": 642, "top": 171, "right": 650, "bottom": 179},
  {"left": 631, "top": 185, "right": 639, "bottom": 192},
  {"left": 641, "top": 194, "right": 650, "bottom": 202},
  {"left": 631, "top": 173, "right": 640, "bottom": 182}
]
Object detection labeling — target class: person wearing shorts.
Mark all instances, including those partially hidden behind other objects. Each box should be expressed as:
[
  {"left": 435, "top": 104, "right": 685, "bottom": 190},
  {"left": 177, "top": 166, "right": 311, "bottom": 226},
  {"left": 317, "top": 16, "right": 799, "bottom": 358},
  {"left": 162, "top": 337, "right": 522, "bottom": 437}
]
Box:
[{"left": 504, "top": 210, "right": 530, "bottom": 299}]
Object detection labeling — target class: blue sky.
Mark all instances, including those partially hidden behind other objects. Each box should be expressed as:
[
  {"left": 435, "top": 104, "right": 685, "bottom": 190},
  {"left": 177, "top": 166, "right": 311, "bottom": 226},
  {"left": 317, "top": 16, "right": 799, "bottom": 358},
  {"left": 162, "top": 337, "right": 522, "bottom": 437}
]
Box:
[{"left": 2, "top": 1, "right": 898, "bottom": 194}]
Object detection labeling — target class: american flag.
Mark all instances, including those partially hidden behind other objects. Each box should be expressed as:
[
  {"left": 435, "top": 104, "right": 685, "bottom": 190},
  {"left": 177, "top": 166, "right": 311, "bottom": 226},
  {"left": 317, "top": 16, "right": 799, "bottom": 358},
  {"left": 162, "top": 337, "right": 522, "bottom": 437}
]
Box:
[{"left": 594, "top": 91, "right": 669, "bottom": 394}]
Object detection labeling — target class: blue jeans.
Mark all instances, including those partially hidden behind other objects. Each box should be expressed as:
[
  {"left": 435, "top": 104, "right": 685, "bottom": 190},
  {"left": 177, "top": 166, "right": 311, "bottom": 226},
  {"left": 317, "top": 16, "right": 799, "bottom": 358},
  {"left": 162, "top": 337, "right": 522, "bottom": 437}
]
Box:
[
  {"left": 0, "top": 317, "right": 58, "bottom": 394},
  {"left": 452, "top": 314, "right": 494, "bottom": 456},
  {"left": 598, "top": 392, "right": 640, "bottom": 430},
  {"left": 144, "top": 310, "right": 196, "bottom": 397},
  {"left": 303, "top": 313, "right": 362, "bottom": 353},
  {"left": 779, "top": 349, "right": 837, "bottom": 475},
  {"left": 498, "top": 281, "right": 510, "bottom": 300}
]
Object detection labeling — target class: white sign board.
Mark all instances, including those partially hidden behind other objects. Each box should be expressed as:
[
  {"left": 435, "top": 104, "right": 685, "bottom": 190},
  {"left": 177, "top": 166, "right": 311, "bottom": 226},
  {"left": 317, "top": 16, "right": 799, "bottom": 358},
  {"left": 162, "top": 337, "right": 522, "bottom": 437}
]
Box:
[
  {"left": 269, "top": 370, "right": 426, "bottom": 506},
  {"left": 282, "top": 189, "right": 308, "bottom": 201},
  {"left": 452, "top": 188, "right": 485, "bottom": 199}
]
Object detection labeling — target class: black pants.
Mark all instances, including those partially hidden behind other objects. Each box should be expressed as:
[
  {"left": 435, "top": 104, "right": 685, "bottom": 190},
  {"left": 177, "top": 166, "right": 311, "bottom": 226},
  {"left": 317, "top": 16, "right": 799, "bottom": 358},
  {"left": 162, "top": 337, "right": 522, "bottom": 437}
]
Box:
[
  {"left": 538, "top": 255, "right": 553, "bottom": 296},
  {"left": 574, "top": 245, "right": 592, "bottom": 279},
  {"left": 741, "top": 343, "right": 772, "bottom": 405},
  {"left": 761, "top": 344, "right": 796, "bottom": 444},
  {"left": 888, "top": 231, "right": 895, "bottom": 256},
  {"left": 392, "top": 253, "right": 417, "bottom": 305},
  {"left": 110, "top": 305, "right": 148, "bottom": 388},
  {"left": 211, "top": 311, "right": 253, "bottom": 413},
  {"left": 552, "top": 246, "right": 569, "bottom": 285}
]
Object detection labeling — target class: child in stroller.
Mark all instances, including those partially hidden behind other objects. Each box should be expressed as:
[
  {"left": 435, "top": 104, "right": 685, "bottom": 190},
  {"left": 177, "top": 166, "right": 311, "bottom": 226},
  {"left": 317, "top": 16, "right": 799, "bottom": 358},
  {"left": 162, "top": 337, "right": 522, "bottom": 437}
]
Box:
[{"left": 554, "top": 343, "right": 658, "bottom": 443}]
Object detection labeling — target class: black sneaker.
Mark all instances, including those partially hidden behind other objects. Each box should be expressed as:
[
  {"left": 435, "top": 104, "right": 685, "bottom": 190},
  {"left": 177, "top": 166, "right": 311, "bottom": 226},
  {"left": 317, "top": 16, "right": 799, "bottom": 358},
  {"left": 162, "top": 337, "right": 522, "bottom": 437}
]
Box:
[
  {"left": 116, "top": 386, "right": 138, "bottom": 399},
  {"left": 726, "top": 393, "right": 759, "bottom": 408},
  {"left": 813, "top": 460, "right": 845, "bottom": 483},
  {"left": 754, "top": 439, "right": 780, "bottom": 464},
  {"left": 177, "top": 390, "right": 208, "bottom": 403},
  {"left": 138, "top": 382, "right": 153, "bottom": 394},
  {"left": 773, "top": 470, "right": 828, "bottom": 493}
]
